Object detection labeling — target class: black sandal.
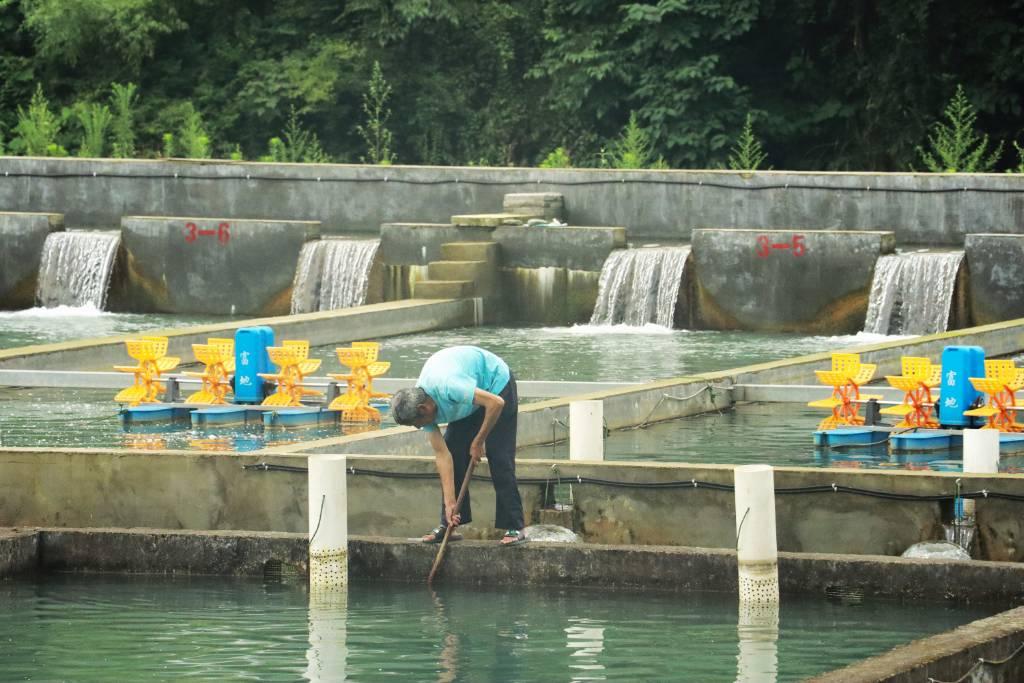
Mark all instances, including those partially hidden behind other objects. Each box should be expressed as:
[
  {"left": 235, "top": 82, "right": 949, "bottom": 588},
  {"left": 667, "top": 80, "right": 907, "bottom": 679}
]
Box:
[{"left": 421, "top": 526, "right": 463, "bottom": 544}]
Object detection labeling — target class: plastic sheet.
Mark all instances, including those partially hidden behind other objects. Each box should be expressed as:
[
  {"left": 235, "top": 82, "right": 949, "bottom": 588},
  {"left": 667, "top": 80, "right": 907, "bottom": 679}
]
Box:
[
  {"left": 901, "top": 541, "right": 971, "bottom": 561},
  {"left": 523, "top": 524, "right": 580, "bottom": 543}
]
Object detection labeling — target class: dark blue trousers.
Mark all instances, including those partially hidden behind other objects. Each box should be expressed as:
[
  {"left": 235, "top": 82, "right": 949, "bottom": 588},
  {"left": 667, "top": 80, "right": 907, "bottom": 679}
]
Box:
[{"left": 439, "top": 373, "right": 524, "bottom": 530}]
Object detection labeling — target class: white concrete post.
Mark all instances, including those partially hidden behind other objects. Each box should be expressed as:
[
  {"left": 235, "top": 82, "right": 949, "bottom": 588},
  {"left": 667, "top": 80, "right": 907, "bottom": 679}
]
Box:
[
  {"left": 308, "top": 454, "right": 348, "bottom": 590},
  {"left": 569, "top": 400, "right": 604, "bottom": 461},
  {"left": 963, "top": 429, "right": 999, "bottom": 518},
  {"left": 734, "top": 464, "right": 779, "bottom": 606}
]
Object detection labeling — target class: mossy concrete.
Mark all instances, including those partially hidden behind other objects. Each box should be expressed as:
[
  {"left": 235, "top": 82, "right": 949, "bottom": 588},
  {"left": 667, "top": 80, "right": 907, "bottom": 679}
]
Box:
[
  {"left": 965, "top": 233, "right": 1024, "bottom": 325},
  {"left": 0, "top": 211, "right": 64, "bottom": 310}
]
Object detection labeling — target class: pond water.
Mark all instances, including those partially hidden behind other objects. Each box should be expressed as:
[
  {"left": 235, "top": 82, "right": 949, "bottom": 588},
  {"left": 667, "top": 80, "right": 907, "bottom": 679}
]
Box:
[
  {"left": 519, "top": 402, "right": 1024, "bottom": 473},
  {"left": 0, "top": 574, "right": 994, "bottom": 682},
  {"left": 317, "top": 325, "right": 893, "bottom": 382},
  {"left": 0, "top": 306, "right": 232, "bottom": 350}
]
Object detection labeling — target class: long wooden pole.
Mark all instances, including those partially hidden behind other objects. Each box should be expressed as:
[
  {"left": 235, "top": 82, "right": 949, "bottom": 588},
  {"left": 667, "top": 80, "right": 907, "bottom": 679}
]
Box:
[{"left": 427, "top": 460, "right": 477, "bottom": 584}]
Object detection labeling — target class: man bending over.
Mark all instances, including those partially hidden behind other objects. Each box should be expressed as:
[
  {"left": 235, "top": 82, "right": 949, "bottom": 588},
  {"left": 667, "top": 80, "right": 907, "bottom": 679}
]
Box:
[{"left": 389, "top": 345, "right": 526, "bottom": 546}]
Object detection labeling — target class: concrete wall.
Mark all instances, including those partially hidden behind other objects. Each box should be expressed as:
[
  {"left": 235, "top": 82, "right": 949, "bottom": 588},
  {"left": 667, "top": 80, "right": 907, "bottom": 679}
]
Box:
[
  {"left": 0, "top": 299, "right": 478, "bottom": 370},
  {"left": 965, "top": 233, "right": 1024, "bottom": 325},
  {"left": 115, "top": 215, "right": 320, "bottom": 315},
  {"left": 0, "top": 211, "right": 64, "bottom": 309},
  {"left": 691, "top": 228, "right": 896, "bottom": 332},
  {"left": 2, "top": 157, "right": 1022, "bottom": 244},
  {"left": 4, "top": 449, "right": 1024, "bottom": 560}
]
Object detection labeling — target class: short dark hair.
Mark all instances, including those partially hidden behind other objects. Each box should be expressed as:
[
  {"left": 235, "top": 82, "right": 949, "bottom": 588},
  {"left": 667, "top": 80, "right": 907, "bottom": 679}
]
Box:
[{"left": 390, "top": 387, "right": 428, "bottom": 425}]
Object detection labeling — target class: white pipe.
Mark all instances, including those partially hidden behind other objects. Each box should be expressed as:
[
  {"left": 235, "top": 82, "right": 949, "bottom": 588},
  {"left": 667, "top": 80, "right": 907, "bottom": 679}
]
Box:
[
  {"left": 734, "top": 464, "right": 779, "bottom": 605},
  {"left": 569, "top": 400, "right": 604, "bottom": 461},
  {"left": 963, "top": 429, "right": 999, "bottom": 518},
  {"left": 308, "top": 453, "right": 348, "bottom": 590}
]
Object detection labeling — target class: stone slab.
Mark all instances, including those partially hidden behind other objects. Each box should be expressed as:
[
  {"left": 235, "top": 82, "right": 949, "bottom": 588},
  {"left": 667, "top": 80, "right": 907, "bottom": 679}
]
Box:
[{"left": 493, "top": 225, "right": 626, "bottom": 270}]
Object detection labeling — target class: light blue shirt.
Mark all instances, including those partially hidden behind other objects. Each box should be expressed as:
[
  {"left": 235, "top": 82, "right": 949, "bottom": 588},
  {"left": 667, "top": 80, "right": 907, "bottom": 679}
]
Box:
[{"left": 416, "top": 346, "right": 510, "bottom": 431}]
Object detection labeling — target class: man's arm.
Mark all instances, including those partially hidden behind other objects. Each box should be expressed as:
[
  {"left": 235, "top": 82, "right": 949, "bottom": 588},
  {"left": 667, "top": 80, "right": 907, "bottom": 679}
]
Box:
[
  {"left": 469, "top": 388, "right": 505, "bottom": 462},
  {"left": 427, "top": 427, "right": 460, "bottom": 526}
]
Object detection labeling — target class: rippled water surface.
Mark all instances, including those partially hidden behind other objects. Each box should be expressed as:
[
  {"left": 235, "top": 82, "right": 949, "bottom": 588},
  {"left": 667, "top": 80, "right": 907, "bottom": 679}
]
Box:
[
  {"left": 0, "top": 306, "right": 232, "bottom": 349},
  {"left": 0, "top": 575, "right": 993, "bottom": 682},
  {"left": 325, "top": 325, "right": 888, "bottom": 382}
]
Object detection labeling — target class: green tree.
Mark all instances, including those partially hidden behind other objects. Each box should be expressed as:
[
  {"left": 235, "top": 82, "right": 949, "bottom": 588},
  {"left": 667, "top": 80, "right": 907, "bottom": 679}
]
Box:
[
  {"left": 916, "top": 85, "right": 1003, "bottom": 173},
  {"left": 727, "top": 113, "right": 769, "bottom": 170},
  {"left": 74, "top": 101, "right": 111, "bottom": 157},
  {"left": 12, "top": 84, "right": 64, "bottom": 156},
  {"left": 109, "top": 82, "right": 138, "bottom": 158},
  {"left": 356, "top": 60, "right": 395, "bottom": 164}
]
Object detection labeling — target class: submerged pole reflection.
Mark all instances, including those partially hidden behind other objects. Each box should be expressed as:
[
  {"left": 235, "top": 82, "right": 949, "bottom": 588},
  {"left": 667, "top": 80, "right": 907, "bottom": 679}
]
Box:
[
  {"left": 565, "top": 617, "right": 606, "bottom": 681},
  {"left": 735, "top": 602, "right": 779, "bottom": 683},
  {"left": 305, "top": 589, "right": 348, "bottom": 682}
]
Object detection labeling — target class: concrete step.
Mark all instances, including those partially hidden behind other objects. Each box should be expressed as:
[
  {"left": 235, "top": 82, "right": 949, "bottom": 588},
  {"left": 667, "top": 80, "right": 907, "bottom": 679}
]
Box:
[
  {"left": 414, "top": 279, "right": 475, "bottom": 299},
  {"left": 503, "top": 192, "right": 565, "bottom": 222},
  {"left": 428, "top": 260, "right": 489, "bottom": 282},
  {"left": 450, "top": 213, "right": 530, "bottom": 228},
  {"left": 440, "top": 241, "right": 499, "bottom": 263}
]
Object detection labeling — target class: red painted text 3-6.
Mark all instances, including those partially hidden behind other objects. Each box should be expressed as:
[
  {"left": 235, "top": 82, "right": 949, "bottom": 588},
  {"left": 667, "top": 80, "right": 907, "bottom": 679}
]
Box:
[
  {"left": 755, "top": 234, "right": 805, "bottom": 258},
  {"left": 184, "top": 222, "right": 231, "bottom": 245}
]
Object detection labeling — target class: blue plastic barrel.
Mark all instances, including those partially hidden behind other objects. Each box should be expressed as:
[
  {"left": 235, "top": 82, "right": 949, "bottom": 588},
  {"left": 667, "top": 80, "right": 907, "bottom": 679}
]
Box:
[
  {"left": 938, "top": 345, "right": 985, "bottom": 427},
  {"left": 233, "top": 326, "right": 275, "bottom": 403}
]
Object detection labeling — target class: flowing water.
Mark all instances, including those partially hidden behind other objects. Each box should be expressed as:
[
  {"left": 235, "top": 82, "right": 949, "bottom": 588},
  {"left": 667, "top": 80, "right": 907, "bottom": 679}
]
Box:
[
  {"left": 35, "top": 230, "right": 121, "bottom": 309},
  {"left": 291, "top": 239, "right": 380, "bottom": 314},
  {"left": 590, "top": 246, "right": 690, "bottom": 327},
  {"left": 863, "top": 251, "right": 964, "bottom": 335},
  {"left": 0, "top": 574, "right": 995, "bottom": 682}
]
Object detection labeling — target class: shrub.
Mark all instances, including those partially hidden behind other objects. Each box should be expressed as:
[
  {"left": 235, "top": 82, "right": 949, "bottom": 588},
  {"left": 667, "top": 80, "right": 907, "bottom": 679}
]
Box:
[
  {"left": 75, "top": 102, "right": 112, "bottom": 157},
  {"left": 916, "top": 85, "right": 1003, "bottom": 173},
  {"left": 539, "top": 147, "right": 572, "bottom": 168},
  {"left": 727, "top": 113, "right": 770, "bottom": 171},
  {"left": 13, "top": 85, "right": 65, "bottom": 156},
  {"left": 109, "top": 82, "right": 138, "bottom": 158}
]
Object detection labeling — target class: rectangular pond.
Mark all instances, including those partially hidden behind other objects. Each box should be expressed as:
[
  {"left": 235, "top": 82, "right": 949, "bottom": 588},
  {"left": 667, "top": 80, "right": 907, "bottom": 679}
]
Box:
[{"left": 0, "top": 574, "right": 996, "bottom": 682}]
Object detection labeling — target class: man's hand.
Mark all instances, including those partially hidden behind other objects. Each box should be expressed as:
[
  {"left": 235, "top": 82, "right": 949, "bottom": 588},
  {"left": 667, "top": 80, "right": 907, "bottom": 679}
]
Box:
[
  {"left": 445, "top": 501, "right": 462, "bottom": 527},
  {"left": 469, "top": 437, "right": 486, "bottom": 463}
]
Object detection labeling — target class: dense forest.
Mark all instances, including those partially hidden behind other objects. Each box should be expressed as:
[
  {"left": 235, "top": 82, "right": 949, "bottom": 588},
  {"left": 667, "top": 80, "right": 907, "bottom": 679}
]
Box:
[{"left": 0, "top": 0, "right": 1022, "bottom": 171}]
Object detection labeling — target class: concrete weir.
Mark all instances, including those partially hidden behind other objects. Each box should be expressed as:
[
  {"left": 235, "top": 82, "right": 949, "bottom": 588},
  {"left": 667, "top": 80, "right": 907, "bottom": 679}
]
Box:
[{"left": 0, "top": 210, "right": 65, "bottom": 309}]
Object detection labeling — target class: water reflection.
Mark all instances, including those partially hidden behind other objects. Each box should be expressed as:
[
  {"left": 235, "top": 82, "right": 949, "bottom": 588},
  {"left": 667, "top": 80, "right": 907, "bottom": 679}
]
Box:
[
  {"left": 566, "top": 617, "right": 606, "bottom": 681},
  {"left": 736, "top": 602, "right": 779, "bottom": 683},
  {"left": 305, "top": 589, "right": 348, "bottom": 682}
]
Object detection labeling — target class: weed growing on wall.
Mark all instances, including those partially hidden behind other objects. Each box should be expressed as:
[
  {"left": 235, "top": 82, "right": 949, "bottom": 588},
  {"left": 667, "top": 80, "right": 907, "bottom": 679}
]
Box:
[
  {"left": 162, "top": 133, "right": 174, "bottom": 158},
  {"left": 109, "top": 83, "right": 138, "bottom": 158},
  {"left": 177, "top": 108, "right": 210, "bottom": 159},
  {"left": 1010, "top": 142, "right": 1024, "bottom": 174},
  {"left": 357, "top": 61, "right": 396, "bottom": 165},
  {"left": 261, "top": 107, "right": 329, "bottom": 163},
  {"left": 539, "top": 147, "right": 572, "bottom": 168},
  {"left": 75, "top": 102, "right": 112, "bottom": 158},
  {"left": 916, "top": 85, "right": 1003, "bottom": 173},
  {"left": 727, "top": 113, "right": 770, "bottom": 170},
  {"left": 607, "top": 112, "right": 667, "bottom": 169},
  {"left": 13, "top": 85, "right": 65, "bottom": 156}
]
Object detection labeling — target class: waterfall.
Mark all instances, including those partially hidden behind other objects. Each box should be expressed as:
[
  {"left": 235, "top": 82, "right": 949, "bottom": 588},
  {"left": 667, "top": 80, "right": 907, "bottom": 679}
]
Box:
[
  {"left": 290, "top": 239, "right": 380, "bottom": 314},
  {"left": 590, "top": 246, "right": 690, "bottom": 327},
  {"left": 863, "top": 251, "right": 964, "bottom": 335},
  {"left": 35, "top": 231, "right": 120, "bottom": 309}
]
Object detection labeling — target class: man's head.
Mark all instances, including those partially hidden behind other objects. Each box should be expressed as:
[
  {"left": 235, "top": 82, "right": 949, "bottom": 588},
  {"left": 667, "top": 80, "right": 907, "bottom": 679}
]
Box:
[{"left": 390, "top": 387, "right": 437, "bottom": 428}]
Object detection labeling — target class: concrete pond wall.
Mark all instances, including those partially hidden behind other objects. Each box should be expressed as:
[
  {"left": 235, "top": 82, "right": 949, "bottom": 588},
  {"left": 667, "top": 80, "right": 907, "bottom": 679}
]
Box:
[
  {"left": 0, "top": 211, "right": 64, "bottom": 308},
  {"left": 1, "top": 157, "right": 1022, "bottom": 244},
  {"left": 115, "top": 215, "right": 320, "bottom": 315}
]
